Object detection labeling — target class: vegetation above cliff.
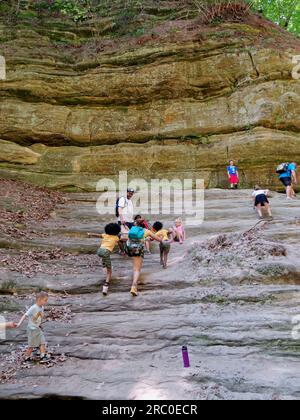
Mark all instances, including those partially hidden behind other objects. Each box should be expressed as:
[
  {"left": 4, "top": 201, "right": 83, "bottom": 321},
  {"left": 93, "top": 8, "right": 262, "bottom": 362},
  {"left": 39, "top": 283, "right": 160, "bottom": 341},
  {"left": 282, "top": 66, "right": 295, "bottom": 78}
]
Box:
[
  {"left": 0, "top": 1, "right": 299, "bottom": 62},
  {"left": 1, "top": 0, "right": 299, "bottom": 36}
]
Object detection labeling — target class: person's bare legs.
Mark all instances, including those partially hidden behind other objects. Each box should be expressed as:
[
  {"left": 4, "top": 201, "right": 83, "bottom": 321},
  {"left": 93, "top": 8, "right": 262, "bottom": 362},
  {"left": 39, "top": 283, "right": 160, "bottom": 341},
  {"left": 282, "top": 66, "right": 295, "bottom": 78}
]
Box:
[
  {"left": 163, "top": 248, "right": 170, "bottom": 269},
  {"left": 178, "top": 232, "right": 184, "bottom": 244},
  {"left": 118, "top": 241, "right": 126, "bottom": 256},
  {"left": 265, "top": 203, "right": 273, "bottom": 218},
  {"left": 106, "top": 268, "right": 112, "bottom": 284},
  {"left": 145, "top": 239, "right": 151, "bottom": 254},
  {"left": 256, "top": 204, "right": 263, "bottom": 218},
  {"left": 160, "top": 246, "right": 164, "bottom": 265},
  {"left": 25, "top": 347, "right": 33, "bottom": 359},
  {"left": 131, "top": 257, "right": 143, "bottom": 296},
  {"left": 286, "top": 185, "right": 293, "bottom": 199},
  {"left": 40, "top": 344, "right": 46, "bottom": 356},
  {"left": 102, "top": 267, "right": 112, "bottom": 295}
]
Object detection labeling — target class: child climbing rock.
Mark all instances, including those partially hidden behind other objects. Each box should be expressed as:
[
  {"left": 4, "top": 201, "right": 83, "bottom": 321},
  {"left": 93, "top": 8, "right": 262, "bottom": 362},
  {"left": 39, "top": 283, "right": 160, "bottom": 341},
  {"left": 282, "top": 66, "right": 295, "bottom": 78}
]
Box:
[
  {"left": 152, "top": 221, "right": 172, "bottom": 269},
  {"left": 88, "top": 223, "right": 121, "bottom": 296},
  {"left": 134, "top": 215, "right": 152, "bottom": 254},
  {"left": 16, "top": 291, "right": 51, "bottom": 364},
  {"left": 252, "top": 186, "right": 273, "bottom": 220},
  {"left": 125, "top": 219, "right": 162, "bottom": 297}
]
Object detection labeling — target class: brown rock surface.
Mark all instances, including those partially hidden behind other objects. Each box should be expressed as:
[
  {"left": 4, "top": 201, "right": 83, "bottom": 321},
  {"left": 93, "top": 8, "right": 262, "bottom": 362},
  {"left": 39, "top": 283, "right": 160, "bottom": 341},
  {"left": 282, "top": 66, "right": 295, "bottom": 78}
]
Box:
[
  {"left": 0, "top": 140, "right": 40, "bottom": 164},
  {"left": 1, "top": 187, "right": 300, "bottom": 400},
  {"left": 0, "top": 15, "right": 299, "bottom": 190}
]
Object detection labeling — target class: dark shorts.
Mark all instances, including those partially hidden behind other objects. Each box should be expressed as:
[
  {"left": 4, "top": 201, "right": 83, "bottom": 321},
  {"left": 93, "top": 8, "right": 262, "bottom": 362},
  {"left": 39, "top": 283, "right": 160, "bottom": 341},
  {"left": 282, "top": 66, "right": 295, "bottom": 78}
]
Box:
[
  {"left": 280, "top": 177, "right": 292, "bottom": 187},
  {"left": 97, "top": 247, "right": 112, "bottom": 269},
  {"left": 160, "top": 241, "right": 171, "bottom": 252},
  {"left": 255, "top": 194, "right": 269, "bottom": 207},
  {"left": 125, "top": 240, "right": 145, "bottom": 258},
  {"left": 118, "top": 222, "right": 134, "bottom": 229}
]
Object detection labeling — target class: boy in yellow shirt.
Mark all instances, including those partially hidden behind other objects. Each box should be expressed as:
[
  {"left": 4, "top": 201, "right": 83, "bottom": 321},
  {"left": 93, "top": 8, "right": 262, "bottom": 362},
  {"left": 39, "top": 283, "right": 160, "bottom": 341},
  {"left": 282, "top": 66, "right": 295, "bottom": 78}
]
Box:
[
  {"left": 88, "top": 223, "right": 121, "bottom": 296},
  {"left": 152, "top": 222, "right": 172, "bottom": 269}
]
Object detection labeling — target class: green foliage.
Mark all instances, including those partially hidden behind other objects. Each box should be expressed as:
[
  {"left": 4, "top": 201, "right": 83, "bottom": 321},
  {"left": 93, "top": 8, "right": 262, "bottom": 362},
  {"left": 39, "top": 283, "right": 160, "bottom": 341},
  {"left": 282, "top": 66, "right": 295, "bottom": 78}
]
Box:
[
  {"left": 252, "top": 0, "right": 300, "bottom": 35},
  {"left": 0, "top": 0, "right": 299, "bottom": 36},
  {"left": 52, "top": 0, "right": 89, "bottom": 22}
]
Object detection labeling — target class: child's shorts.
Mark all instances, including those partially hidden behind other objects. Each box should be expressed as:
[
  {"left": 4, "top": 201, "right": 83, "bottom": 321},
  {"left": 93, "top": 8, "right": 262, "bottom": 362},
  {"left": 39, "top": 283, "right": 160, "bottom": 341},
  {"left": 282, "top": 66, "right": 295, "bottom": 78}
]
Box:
[
  {"left": 160, "top": 241, "right": 171, "bottom": 252},
  {"left": 229, "top": 175, "right": 239, "bottom": 184},
  {"left": 125, "top": 240, "right": 145, "bottom": 258},
  {"left": 97, "top": 248, "right": 112, "bottom": 269},
  {"left": 27, "top": 327, "right": 46, "bottom": 348}
]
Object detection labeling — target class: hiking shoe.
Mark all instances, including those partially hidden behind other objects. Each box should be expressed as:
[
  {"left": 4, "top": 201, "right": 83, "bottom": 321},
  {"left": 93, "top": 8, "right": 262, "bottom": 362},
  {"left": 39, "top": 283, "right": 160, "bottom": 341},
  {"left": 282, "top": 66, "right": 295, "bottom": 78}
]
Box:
[
  {"left": 130, "top": 287, "right": 138, "bottom": 297},
  {"left": 32, "top": 348, "right": 40, "bottom": 358},
  {"left": 102, "top": 283, "right": 109, "bottom": 296},
  {"left": 23, "top": 356, "right": 33, "bottom": 364},
  {"left": 40, "top": 354, "right": 51, "bottom": 364}
]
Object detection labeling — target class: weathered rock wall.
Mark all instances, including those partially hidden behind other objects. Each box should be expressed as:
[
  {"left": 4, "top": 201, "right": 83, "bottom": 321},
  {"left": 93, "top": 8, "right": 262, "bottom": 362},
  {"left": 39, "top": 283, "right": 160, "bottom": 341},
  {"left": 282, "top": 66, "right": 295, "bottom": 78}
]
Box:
[{"left": 0, "top": 19, "right": 299, "bottom": 191}]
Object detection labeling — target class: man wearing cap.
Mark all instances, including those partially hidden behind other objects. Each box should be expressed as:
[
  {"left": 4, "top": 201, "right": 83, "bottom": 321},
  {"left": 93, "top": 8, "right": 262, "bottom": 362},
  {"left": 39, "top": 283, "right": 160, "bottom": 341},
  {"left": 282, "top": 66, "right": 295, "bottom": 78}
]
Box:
[{"left": 118, "top": 188, "right": 135, "bottom": 229}]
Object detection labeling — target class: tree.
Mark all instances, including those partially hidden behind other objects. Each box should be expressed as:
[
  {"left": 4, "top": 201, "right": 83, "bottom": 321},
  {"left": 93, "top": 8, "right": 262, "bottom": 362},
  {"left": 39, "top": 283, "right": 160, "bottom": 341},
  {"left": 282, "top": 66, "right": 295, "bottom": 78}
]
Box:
[{"left": 253, "top": 0, "right": 300, "bottom": 35}]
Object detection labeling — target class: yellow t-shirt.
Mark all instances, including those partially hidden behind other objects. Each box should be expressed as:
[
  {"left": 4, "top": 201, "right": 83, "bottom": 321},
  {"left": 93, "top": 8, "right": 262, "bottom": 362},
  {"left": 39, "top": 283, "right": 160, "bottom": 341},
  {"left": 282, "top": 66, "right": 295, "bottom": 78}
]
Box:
[
  {"left": 155, "top": 229, "right": 169, "bottom": 241},
  {"left": 100, "top": 234, "right": 120, "bottom": 252},
  {"left": 144, "top": 229, "right": 153, "bottom": 239}
]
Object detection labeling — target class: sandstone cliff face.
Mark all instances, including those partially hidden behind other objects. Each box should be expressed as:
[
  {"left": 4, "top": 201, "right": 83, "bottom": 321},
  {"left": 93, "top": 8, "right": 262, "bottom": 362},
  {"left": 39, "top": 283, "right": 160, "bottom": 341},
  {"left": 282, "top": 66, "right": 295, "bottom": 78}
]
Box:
[{"left": 0, "top": 17, "right": 299, "bottom": 191}]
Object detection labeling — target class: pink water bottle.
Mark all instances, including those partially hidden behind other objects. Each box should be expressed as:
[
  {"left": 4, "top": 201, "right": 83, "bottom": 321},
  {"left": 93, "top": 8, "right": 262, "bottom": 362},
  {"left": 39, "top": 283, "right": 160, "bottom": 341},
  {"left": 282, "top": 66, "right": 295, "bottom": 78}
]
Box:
[{"left": 182, "top": 346, "right": 190, "bottom": 368}]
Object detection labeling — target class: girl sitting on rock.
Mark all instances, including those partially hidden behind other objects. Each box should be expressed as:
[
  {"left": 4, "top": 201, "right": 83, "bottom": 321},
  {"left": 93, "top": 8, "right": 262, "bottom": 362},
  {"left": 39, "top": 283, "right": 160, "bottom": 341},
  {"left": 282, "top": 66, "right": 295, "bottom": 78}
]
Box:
[{"left": 171, "top": 218, "right": 186, "bottom": 244}]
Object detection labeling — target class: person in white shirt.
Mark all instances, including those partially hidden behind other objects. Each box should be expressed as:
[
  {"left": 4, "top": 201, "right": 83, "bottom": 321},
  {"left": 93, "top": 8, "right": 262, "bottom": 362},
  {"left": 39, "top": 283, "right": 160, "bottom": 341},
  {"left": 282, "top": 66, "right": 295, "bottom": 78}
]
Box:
[
  {"left": 252, "top": 185, "right": 273, "bottom": 220},
  {"left": 118, "top": 188, "right": 135, "bottom": 229}
]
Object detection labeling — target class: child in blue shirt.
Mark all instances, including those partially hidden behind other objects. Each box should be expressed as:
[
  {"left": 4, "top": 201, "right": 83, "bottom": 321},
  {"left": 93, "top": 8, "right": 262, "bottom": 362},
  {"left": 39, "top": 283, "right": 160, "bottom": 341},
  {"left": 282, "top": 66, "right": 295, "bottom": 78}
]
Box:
[{"left": 227, "top": 160, "right": 239, "bottom": 189}]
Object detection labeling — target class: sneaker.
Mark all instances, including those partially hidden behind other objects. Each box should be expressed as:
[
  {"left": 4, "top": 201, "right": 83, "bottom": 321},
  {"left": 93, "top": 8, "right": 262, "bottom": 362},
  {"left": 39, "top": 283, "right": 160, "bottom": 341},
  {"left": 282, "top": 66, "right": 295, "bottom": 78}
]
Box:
[
  {"left": 102, "top": 284, "right": 109, "bottom": 296},
  {"left": 23, "top": 356, "right": 33, "bottom": 364},
  {"left": 130, "top": 287, "right": 138, "bottom": 297},
  {"left": 40, "top": 354, "right": 51, "bottom": 364},
  {"left": 32, "top": 348, "right": 40, "bottom": 358}
]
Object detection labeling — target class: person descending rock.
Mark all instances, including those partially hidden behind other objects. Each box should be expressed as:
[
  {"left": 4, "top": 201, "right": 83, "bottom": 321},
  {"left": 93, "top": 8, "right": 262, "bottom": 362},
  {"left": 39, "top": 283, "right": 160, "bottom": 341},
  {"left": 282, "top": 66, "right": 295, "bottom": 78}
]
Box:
[
  {"left": 277, "top": 162, "right": 298, "bottom": 200},
  {"left": 252, "top": 185, "right": 273, "bottom": 220},
  {"left": 116, "top": 188, "right": 135, "bottom": 255},
  {"left": 16, "top": 291, "right": 51, "bottom": 364},
  {"left": 171, "top": 217, "right": 186, "bottom": 244},
  {"left": 88, "top": 223, "right": 121, "bottom": 296},
  {"left": 227, "top": 160, "right": 239, "bottom": 189},
  {"left": 152, "top": 221, "right": 172, "bottom": 269},
  {"left": 117, "top": 188, "right": 135, "bottom": 229},
  {"left": 125, "top": 219, "right": 162, "bottom": 297}
]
